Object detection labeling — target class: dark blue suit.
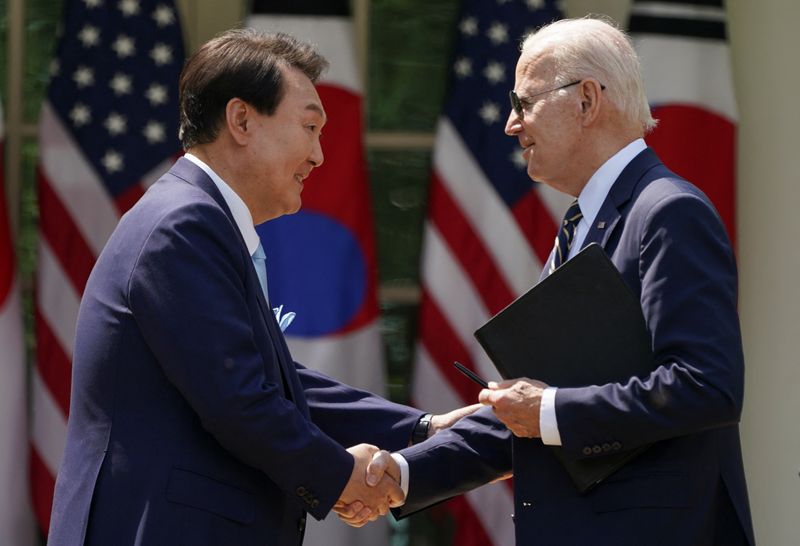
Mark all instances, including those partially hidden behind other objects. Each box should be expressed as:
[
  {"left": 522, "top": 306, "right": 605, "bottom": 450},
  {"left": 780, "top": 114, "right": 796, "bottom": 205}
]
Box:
[
  {"left": 48, "top": 158, "right": 423, "bottom": 546},
  {"left": 396, "top": 149, "right": 755, "bottom": 545}
]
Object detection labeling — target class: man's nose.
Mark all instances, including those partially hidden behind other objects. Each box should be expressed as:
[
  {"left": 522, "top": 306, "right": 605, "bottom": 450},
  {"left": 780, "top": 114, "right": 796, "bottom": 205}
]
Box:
[
  {"left": 310, "top": 138, "right": 324, "bottom": 168},
  {"left": 505, "top": 109, "right": 521, "bottom": 136}
]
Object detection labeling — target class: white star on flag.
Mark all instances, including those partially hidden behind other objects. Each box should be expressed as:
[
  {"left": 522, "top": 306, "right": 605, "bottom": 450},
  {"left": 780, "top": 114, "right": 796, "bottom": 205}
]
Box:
[
  {"left": 142, "top": 120, "right": 166, "bottom": 143},
  {"left": 479, "top": 101, "right": 501, "bottom": 124},
  {"left": 152, "top": 4, "right": 175, "bottom": 27},
  {"left": 104, "top": 113, "right": 127, "bottom": 136},
  {"left": 454, "top": 57, "right": 473, "bottom": 78},
  {"left": 118, "top": 0, "right": 140, "bottom": 16},
  {"left": 109, "top": 73, "right": 132, "bottom": 95},
  {"left": 73, "top": 66, "right": 94, "bottom": 88},
  {"left": 459, "top": 16, "right": 478, "bottom": 37},
  {"left": 145, "top": 83, "right": 168, "bottom": 106},
  {"left": 69, "top": 103, "right": 92, "bottom": 127},
  {"left": 486, "top": 22, "right": 509, "bottom": 45},
  {"left": 112, "top": 35, "right": 135, "bottom": 58},
  {"left": 83, "top": 0, "right": 103, "bottom": 7},
  {"left": 526, "top": 0, "right": 545, "bottom": 10},
  {"left": 150, "top": 43, "right": 173, "bottom": 66},
  {"left": 78, "top": 25, "right": 100, "bottom": 47},
  {"left": 101, "top": 149, "right": 124, "bottom": 173},
  {"left": 483, "top": 61, "right": 505, "bottom": 84},
  {"left": 510, "top": 149, "right": 528, "bottom": 170}
]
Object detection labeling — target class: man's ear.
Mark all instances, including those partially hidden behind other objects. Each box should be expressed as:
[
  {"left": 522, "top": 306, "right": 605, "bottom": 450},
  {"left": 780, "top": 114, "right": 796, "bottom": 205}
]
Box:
[
  {"left": 579, "top": 79, "right": 603, "bottom": 125},
  {"left": 225, "top": 98, "right": 250, "bottom": 145}
]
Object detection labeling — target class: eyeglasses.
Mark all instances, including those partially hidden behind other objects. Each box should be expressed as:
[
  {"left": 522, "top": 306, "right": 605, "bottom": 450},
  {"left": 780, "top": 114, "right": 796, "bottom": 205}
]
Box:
[{"left": 509, "top": 80, "right": 606, "bottom": 117}]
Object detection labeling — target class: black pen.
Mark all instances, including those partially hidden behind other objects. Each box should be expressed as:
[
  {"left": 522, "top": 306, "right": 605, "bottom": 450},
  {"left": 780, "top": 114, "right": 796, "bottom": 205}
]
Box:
[{"left": 453, "top": 361, "right": 489, "bottom": 388}]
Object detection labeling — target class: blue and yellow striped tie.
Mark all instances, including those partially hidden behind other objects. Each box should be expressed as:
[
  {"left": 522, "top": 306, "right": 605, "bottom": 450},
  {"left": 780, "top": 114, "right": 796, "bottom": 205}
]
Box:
[{"left": 549, "top": 199, "right": 583, "bottom": 274}]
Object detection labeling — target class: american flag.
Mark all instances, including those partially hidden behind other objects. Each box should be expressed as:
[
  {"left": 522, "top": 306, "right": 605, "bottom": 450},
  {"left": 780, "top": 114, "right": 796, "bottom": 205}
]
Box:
[
  {"left": 1, "top": 102, "right": 36, "bottom": 545},
  {"left": 629, "top": 0, "right": 737, "bottom": 244},
  {"left": 411, "top": 1, "right": 568, "bottom": 544},
  {"left": 31, "top": 0, "right": 183, "bottom": 533}
]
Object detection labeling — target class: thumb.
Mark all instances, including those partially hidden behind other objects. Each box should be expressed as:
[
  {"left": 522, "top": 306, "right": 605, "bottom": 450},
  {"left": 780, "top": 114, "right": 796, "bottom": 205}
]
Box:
[{"left": 366, "top": 450, "right": 390, "bottom": 487}]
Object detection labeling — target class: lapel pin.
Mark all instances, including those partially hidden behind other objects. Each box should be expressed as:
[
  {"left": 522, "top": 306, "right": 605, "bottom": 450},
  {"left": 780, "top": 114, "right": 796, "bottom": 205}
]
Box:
[{"left": 597, "top": 221, "right": 606, "bottom": 229}]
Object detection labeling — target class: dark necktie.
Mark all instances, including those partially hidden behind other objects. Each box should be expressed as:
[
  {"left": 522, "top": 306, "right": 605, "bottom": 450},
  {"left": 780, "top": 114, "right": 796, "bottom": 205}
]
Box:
[{"left": 549, "top": 199, "right": 583, "bottom": 274}]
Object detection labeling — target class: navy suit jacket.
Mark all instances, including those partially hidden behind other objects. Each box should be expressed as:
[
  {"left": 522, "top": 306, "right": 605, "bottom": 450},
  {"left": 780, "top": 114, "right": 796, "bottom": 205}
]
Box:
[
  {"left": 395, "top": 149, "right": 755, "bottom": 545},
  {"left": 48, "top": 158, "right": 423, "bottom": 546}
]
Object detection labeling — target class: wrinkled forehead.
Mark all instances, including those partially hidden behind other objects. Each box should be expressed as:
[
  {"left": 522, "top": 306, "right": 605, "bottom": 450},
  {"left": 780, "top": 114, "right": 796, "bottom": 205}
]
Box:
[{"left": 515, "top": 48, "right": 557, "bottom": 88}]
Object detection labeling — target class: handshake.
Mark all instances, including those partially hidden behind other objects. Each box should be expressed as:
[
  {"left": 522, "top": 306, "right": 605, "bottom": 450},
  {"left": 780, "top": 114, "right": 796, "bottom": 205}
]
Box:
[
  {"left": 332, "top": 403, "right": 483, "bottom": 527},
  {"left": 333, "top": 444, "right": 402, "bottom": 527}
]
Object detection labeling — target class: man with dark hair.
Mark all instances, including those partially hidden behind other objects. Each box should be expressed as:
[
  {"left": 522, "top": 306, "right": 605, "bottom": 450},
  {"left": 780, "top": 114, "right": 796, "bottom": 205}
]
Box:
[{"left": 47, "top": 29, "right": 474, "bottom": 546}]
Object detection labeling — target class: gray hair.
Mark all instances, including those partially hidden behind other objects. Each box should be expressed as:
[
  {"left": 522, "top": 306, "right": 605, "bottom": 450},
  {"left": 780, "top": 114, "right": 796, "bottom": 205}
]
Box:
[{"left": 521, "top": 17, "right": 657, "bottom": 132}]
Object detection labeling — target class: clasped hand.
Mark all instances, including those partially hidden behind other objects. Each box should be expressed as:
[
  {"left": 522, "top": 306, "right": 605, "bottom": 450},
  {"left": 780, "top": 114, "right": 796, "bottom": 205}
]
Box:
[
  {"left": 334, "top": 404, "right": 482, "bottom": 527},
  {"left": 333, "top": 444, "right": 403, "bottom": 528}
]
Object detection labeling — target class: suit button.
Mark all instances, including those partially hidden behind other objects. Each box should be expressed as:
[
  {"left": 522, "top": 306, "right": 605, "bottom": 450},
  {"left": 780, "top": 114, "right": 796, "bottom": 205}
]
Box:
[
  {"left": 582, "top": 446, "right": 593, "bottom": 456},
  {"left": 592, "top": 445, "right": 602, "bottom": 454},
  {"left": 311, "top": 499, "right": 319, "bottom": 509},
  {"left": 511, "top": 513, "right": 515, "bottom": 523},
  {"left": 601, "top": 443, "right": 611, "bottom": 452},
  {"left": 297, "top": 516, "right": 306, "bottom": 533},
  {"left": 296, "top": 486, "right": 307, "bottom": 497},
  {"left": 612, "top": 441, "right": 622, "bottom": 450}
]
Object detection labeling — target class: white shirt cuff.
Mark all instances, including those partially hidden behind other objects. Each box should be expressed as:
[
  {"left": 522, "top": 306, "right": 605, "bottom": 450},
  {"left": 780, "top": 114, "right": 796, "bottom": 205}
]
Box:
[
  {"left": 539, "top": 387, "right": 562, "bottom": 446},
  {"left": 391, "top": 453, "right": 409, "bottom": 505}
]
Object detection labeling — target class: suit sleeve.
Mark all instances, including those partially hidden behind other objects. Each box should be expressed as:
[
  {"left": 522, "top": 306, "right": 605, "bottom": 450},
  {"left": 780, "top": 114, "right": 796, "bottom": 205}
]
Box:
[
  {"left": 296, "top": 364, "right": 425, "bottom": 451},
  {"left": 128, "top": 202, "right": 352, "bottom": 519},
  {"left": 391, "top": 406, "right": 512, "bottom": 518},
  {"left": 556, "top": 188, "right": 744, "bottom": 460}
]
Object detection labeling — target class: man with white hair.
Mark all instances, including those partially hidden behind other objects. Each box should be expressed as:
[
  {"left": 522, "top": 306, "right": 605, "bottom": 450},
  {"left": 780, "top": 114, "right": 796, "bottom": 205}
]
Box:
[{"left": 342, "top": 17, "right": 754, "bottom": 545}]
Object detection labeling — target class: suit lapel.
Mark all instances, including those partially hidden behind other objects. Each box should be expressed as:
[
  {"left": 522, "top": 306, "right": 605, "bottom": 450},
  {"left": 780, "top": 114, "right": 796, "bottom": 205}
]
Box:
[{"left": 167, "top": 158, "right": 304, "bottom": 408}]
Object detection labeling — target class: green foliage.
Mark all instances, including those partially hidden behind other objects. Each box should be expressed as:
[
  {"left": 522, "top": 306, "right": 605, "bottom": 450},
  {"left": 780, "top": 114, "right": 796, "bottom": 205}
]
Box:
[{"left": 368, "top": 0, "right": 460, "bottom": 131}]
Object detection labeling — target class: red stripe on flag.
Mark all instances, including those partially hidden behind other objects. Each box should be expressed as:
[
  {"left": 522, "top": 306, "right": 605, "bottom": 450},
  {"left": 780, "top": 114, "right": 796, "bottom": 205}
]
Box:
[
  {"left": 511, "top": 189, "right": 559, "bottom": 266},
  {"left": 34, "top": 306, "right": 72, "bottom": 415},
  {"left": 37, "top": 169, "right": 96, "bottom": 294},
  {"left": 448, "top": 495, "right": 496, "bottom": 546},
  {"left": 429, "top": 172, "right": 515, "bottom": 315},
  {"left": 30, "top": 447, "right": 55, "bottom": 534},
  {"left": 417, "top": 289, "right": 483, "bottom": 404},
  {"left": 114, "top": 181, "right": 146, "bottom": 216}
]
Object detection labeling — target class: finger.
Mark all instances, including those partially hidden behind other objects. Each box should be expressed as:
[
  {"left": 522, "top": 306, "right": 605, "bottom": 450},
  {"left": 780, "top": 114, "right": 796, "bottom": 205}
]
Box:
[
  {"left": 478, "top": 388, "right": 494, "bottom": 405},
  {"left": 381, "top": 475, "right": 405, "bottom": 506},
  {"left": 366, "top": 451, "right": 391, "bottom": 486},
  {"left": 333, "top": 500, "right": 363, "bottom": 518},
  {"left": 338, "top": 505, "right": 372, "bottom": 525}
]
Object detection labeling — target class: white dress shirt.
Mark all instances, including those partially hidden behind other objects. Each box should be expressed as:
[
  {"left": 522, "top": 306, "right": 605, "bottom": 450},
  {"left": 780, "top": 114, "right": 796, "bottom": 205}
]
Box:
[{"left": 184, "top": 153, "right": 261, "bottom": 256}]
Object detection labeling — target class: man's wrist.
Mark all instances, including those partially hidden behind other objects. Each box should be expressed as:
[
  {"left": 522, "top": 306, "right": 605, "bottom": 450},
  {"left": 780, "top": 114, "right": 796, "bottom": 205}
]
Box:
[
  {"left": 411, "top": 413, "right": 433, "bottom": 445},
  {"left": 390, "top": 453, "right": 409, "bottom": 503},
  {"left": 540, "top": 387, "right": 562, "bottom": 445}
]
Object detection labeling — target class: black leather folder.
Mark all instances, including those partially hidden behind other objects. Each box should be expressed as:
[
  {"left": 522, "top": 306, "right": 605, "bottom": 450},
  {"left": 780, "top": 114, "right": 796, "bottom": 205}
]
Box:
[{"left": 474, "top": 243, "right": 655, "bottom": 492}]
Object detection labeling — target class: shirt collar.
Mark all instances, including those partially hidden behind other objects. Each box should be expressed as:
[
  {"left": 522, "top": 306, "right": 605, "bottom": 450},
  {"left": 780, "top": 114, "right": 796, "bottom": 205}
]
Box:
[
  {"left": 184, "top": 153, "right": 261, "bottom": 256},
  {"left": 577, "top": 138, "right": 647, "bottom": 228}
]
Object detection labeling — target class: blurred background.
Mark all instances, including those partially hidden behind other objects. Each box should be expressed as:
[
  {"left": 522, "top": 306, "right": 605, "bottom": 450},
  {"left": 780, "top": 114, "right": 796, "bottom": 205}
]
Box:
[{"left": 1, "top": 0, "right": 798, "bottom": 544}]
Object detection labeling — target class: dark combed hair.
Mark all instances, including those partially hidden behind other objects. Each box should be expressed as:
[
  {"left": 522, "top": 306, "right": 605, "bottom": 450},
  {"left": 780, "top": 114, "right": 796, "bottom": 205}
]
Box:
[{"left": 178, "top": 28, "right": 328, "bottom": 149}]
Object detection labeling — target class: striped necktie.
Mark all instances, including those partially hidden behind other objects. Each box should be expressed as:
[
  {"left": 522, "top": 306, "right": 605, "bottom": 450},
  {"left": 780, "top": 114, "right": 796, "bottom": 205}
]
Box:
[
  {"left": 252, "top": 242, "right": 269, "bottom": 301},
  {"left": 549, "top": 199, "right": 583, "bottom": 274}
]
